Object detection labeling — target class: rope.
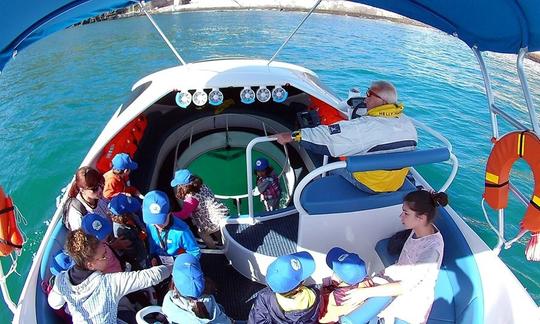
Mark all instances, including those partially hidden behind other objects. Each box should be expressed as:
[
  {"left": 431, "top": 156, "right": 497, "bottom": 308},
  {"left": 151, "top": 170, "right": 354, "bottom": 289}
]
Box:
[{"left": 481, "top": 198, "right": 505, "bottom": 243}]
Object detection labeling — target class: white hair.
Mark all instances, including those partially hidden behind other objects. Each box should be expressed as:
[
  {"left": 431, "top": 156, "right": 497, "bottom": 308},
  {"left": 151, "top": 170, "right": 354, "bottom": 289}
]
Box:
[{"left": 371, "top": 81, "right": 397, "bottom": 104}]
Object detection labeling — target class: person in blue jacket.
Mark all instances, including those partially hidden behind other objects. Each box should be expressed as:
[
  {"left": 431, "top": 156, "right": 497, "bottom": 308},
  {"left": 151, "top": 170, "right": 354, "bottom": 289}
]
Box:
[
  {"left": 248, "top": 251, "right": 321, "bottom": 323},
  {"left": 162, "top": 253, "right": 232, "bottom": 323},
  {"left": 143, "top": 190, "right": 201, "bottom": 265}
]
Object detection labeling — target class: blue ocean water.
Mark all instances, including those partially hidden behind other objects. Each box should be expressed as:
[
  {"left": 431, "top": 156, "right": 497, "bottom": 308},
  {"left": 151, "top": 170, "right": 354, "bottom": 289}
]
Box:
[{"left": 0, "top": 10, "right": 539, "bottom": 317}]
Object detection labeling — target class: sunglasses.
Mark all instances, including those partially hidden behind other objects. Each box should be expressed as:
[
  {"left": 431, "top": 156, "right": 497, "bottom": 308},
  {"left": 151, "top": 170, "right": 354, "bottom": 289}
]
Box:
[{"left": 366, "top": 89, "right": 386, "bottom": 103}]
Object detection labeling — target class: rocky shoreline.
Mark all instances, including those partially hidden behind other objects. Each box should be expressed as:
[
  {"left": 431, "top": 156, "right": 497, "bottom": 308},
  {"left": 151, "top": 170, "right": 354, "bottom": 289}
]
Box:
[{"left": 112, "top": 0, "right": 540, "bottom": 63}]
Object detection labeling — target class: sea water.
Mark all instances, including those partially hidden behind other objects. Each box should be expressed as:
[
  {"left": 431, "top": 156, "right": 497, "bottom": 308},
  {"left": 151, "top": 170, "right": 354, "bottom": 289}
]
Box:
[{"left": 0, "top": 10, "right": 539, "bottom": 318}]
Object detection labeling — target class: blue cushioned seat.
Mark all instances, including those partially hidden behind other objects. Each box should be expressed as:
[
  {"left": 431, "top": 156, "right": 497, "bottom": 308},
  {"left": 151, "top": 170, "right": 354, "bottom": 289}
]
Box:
[
  {"left": 300, "top": 175, "right": 416, "bottom": 214},
  {"left": 374, "top": 208, "right": 484, "bottom": 324}
]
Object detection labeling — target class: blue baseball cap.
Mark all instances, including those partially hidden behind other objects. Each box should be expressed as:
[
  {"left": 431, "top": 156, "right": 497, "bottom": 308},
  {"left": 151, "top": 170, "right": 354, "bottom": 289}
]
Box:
[
  {"left": 112, "top": 153, "right": 138, "bottom": 171},
  {"left": 81, "top": 213, "right": 113, "bottom": 241},
  {"left": 173, "top": 253, "right": 205, "bottom": 299},
  {"left": 170, "top": 169, "right": 192, "bottom": 187},
  {"left": 142, "top": 190, "right": 170, "bottom": 225},
  {"left": 108, "top": 193, "right": 141, "bottom": 215},
  {"left": 326, "top": 247, "right": 367, "bottom": 285},
  {"left": 255, "top": 158, "right": 269, "bottom": 171},
  {"left": 50, "top": 250, "right": 74, "bottom": 276},
  {"left": 266, "top": 251, "right": 315, "bottom": 294}
]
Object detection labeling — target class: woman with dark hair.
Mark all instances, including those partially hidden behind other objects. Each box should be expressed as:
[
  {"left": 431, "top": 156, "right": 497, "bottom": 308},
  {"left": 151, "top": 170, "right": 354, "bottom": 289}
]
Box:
[
  {"left": 344, "top": 190, "right": 448, "bottom": 324},
  {"left": 47, "top": 230, "right": 171, "bottom": 324},
  {"left": 63, "top": 166, "right": 109, "bottom": 231}
]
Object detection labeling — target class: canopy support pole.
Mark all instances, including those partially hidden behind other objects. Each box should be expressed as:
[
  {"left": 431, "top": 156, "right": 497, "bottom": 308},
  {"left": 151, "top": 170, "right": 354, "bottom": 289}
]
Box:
[
  {"left": 139, "top": 1, "right": 186, "bottom": 66},
  {"left": 472, "top": 47, "right": 499, "bottom": 139},
  {"left": 517, "top": 48, "right": 540, "bottom": 135},
  {"left": 267, "top": 0, "right": 322, "bottom": 65}
]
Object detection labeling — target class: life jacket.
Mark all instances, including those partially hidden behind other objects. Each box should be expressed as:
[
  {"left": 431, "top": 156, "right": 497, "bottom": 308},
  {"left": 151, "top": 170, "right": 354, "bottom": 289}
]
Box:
[
  {"left": 0, "top": 186, "right": 24, "bottom": 256},
  {"left": 96, "top": 115, "right": 147, "bottom": 174},
  {"left": 62, "top": 197, "right": 87, "bottom": 231}
]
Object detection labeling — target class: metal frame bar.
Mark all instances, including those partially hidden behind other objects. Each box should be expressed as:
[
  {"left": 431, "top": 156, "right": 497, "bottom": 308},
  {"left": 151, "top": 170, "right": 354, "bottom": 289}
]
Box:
[
  {"left": 472, "top": 47, "right": 499, "bottom": 139},
  {"left": 267, "top": 0, "right": 323, "bottom": 65},
  {"left": 517, "top": 48, "right": 540, "bottom": 135},
  {"left": 139, "top": 1, "right": 186, "bottom": 65},
  {"left": 245, "top": 136, "right": 279, "bottom": 219},
  {"left": 473, "top": 46, "right": 538, "bottom": 254},
  {"left": 490, "top": 104, "right": 528, "bottom": 130}
]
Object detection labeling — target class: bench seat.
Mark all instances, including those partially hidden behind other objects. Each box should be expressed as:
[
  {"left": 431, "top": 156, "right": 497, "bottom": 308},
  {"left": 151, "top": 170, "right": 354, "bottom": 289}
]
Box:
[{"left": 300, "top": 175, "right": 416, "bottom": 215}]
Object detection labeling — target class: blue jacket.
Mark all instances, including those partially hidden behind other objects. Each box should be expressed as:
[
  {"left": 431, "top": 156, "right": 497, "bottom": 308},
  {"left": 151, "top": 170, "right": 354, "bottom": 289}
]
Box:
[
  {"left": 146, "top": 217, "right": 201, "bottom": 259},
  {"left": 162, "top": 291, "right": 232, "bottom": 324},
  {"left": 248, "top": 287, "right": 321, "bottom": 324}
]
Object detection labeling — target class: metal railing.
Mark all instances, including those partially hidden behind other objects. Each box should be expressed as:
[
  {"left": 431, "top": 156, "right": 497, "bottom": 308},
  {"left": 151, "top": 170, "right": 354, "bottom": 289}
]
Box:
[
  {"left": 472, "top": 47, "right": 538, "bottom": 253},
  {"left": 292, "top": 117, "right": 458, "bottom": 215}
]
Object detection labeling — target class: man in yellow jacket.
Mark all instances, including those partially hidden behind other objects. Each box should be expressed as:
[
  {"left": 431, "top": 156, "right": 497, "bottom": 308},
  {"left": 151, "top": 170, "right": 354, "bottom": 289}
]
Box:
[{"left": 275, "top": 81, "right": 417, "bottom": 193}]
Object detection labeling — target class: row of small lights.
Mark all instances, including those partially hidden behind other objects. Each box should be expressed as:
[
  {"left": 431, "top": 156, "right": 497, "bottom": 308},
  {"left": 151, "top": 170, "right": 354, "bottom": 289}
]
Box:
[{"left": 175, "top": 86, "right": 288, "bottom": 109}]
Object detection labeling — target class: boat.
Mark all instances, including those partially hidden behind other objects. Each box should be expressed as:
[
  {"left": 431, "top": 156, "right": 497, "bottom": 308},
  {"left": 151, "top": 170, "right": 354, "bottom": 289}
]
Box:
[{"left": 1, "top": 1, "right": 540, "bottom": 323}]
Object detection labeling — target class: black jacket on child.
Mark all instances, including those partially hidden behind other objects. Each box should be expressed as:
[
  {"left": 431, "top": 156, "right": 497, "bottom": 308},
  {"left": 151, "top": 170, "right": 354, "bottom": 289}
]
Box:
[{"left": 247, "top": 286, "right": 321, "bottom": 324}]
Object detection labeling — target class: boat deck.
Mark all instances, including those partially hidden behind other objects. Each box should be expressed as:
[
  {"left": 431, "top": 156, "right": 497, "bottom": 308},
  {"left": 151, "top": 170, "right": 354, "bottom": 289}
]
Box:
[
  {"left": 201, "top": 253, "right": 265, "bottom": 320},
  {"left": 225, "top": 214, "right": 298, "bottom": 257}
]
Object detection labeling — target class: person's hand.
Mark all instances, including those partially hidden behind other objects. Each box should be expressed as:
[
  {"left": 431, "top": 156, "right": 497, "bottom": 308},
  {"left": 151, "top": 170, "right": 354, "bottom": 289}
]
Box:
[
  {"left": 151, "top": 257, "right": 159, "bottom": 266},
  {"left": 342, "top": 286, "right": 370, "bottom": 307},
  {"left": 273, "top": 132, "right": 293, "bottom": 145},
  {"left": 110, "top": 236, "right": 132, "bottom": 250}
]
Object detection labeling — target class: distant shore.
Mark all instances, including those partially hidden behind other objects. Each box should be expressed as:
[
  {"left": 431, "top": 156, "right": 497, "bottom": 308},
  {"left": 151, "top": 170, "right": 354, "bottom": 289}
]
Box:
[{"left": 116, "top": 0, "right": 540, "bottom": 63}]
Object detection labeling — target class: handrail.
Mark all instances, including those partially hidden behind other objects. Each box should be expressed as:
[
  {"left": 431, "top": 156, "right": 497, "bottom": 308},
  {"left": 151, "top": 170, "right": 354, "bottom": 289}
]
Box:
[
  {"left": 172, "top": 114, "right": 284, "bottom": 180},
  {"left": 491, "top": 104, "right": 528, "bottom": 130},
  {"left": 412, "top": 118, "right": 454, "bottom": 152},
  {"left": 246, "top": 136, "right": 279, "bottom": 219},
  {"left": 412, "top": 118, "right": 459, "bottom": 192},
  {"left": 293, "top": 161, "right": 346, "bottom": 215},
  {"left": 293, "top": 148, "right": 457, "bottom": 215}
]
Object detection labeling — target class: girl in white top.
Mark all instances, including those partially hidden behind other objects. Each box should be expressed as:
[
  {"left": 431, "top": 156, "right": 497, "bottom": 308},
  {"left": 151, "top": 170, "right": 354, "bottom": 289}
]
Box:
[
  {"left": 344, "top": 190, "right": 448, "bottom": 324},
  {"left": 64, "top": 166, "right": 109, "bottom": 230}
]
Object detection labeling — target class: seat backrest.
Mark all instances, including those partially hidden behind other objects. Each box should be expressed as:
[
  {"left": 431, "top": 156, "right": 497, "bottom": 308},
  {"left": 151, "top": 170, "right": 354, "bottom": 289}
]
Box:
[
  {"left": 428, "top": 207, "right": 484, "bottom": 323},
  {"left": 346, "top": 147, "right": 450, "bottom": 172}
]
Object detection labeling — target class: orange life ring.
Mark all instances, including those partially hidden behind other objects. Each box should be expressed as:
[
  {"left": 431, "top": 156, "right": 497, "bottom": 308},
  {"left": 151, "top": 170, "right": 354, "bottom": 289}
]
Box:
[
  {"left": 0, "top": 187, "right": 24, "bottom": 256},
  {"left": 483, "top": 130, "right": 540, "bottom": 232}
]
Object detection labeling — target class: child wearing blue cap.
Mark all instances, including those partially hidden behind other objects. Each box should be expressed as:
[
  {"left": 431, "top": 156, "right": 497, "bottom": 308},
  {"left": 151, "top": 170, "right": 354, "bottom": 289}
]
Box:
[
  {"left": 253, "top": 158, "right": 282, "bottom": 212},
  {"left": 319, "top": 247, "right": 371, "bottom": 323},
  {"left": 248, "top": 251, "right": 321, "bottom": 323},
  {"left": 171, "top": 169, "right": 229, "bottom": 249},
  {"left": 143, "top": 190, "right": 201, "bottom": 263},
  {"left": 103, "top": 152, "right": 144, "bottom": 200},
  {"left": 81, "top": 213, "right": 124, "bottom": 273},
  {"left": 162, "top": 254, "right": 232, "bottom": 323},
  {"left": 108, "top": 194, "right": 149, "bottom": 270}
]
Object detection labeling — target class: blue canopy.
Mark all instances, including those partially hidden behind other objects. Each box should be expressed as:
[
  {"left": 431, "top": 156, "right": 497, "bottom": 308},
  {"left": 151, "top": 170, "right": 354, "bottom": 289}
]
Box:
[
  {"left": 1, "top": 0, "right": 540, "bottom": 73},
  {"left": 0, "top": 0, "right": 133, "bottom": 73}
]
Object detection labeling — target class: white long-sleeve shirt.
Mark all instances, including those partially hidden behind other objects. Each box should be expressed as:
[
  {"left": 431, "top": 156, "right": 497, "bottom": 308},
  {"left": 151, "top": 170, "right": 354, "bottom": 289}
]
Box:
[
  {"left": 48, "top": 265, "right": 171, "bottom": 324},
  {"left": 378, "top": 228, "right": 444, "bottom": 324}
]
